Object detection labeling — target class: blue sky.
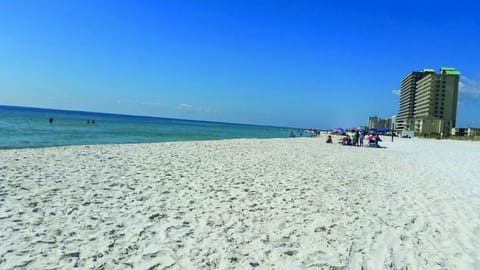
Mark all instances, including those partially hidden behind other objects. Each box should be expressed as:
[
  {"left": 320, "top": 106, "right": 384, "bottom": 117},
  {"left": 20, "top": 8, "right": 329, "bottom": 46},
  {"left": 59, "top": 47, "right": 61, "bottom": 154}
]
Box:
[{"left": 1, "top": 0, "right": 479, "bottom": 128}]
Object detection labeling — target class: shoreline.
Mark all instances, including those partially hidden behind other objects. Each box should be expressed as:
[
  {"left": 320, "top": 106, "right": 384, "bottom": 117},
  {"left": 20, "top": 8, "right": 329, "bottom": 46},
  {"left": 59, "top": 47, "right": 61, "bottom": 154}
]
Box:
[
  {"left": 1, "top": 137, "right": 479, "bottom": 269},
  {"left": 0, "top": 137, "right": 296, "bottom": 151},
  {"left": 1, "top": 132, "right": 478, "bottom": 151}
]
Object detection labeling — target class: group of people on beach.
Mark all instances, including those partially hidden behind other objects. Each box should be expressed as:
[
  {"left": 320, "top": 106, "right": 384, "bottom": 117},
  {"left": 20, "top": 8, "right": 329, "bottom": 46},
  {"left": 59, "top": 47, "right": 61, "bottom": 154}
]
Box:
[{"left": 326, "top": 130, "right": 383, "bottom": 148}]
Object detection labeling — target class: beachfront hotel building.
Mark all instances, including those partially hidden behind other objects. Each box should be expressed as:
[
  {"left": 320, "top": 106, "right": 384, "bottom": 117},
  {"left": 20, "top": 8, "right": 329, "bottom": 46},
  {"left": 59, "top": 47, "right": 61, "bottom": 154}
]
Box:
[
  {"left": 396, "top": 71, "right": 428, "bottom": 132},
  {"left": 395, "top": 67, "right": 460, "bottom": 136}
]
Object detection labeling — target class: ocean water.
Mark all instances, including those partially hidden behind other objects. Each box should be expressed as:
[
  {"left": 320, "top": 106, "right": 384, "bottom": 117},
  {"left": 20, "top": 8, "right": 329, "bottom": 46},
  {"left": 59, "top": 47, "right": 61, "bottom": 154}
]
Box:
[{"left": 0, "top": 105, "right": 297, "bottom": 149}]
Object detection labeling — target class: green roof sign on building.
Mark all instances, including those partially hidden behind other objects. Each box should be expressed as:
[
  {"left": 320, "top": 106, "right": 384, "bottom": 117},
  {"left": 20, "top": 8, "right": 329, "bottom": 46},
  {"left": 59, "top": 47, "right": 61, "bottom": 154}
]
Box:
[
  {"left": 440, "top": 67, "right": 460, "bottom": 75},
  {"left": 445, "top": 70, "right": 461, "bottom": 75}
]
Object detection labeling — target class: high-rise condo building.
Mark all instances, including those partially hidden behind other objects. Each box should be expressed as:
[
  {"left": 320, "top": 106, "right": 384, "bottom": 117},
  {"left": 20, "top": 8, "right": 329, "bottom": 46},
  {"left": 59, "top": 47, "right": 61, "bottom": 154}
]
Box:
[
  {"left": 395, "top": 67, "right": 460, "bottom": 136},
  {"left": 396, "top": 71, "right": 429, "bottom": 131}
]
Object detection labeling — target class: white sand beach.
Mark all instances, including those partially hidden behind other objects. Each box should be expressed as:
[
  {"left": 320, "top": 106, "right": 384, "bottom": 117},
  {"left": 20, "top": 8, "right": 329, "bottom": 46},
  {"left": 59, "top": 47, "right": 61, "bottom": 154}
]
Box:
[{"left": 1, "top": 137, "right": 480, "bottom": 269}]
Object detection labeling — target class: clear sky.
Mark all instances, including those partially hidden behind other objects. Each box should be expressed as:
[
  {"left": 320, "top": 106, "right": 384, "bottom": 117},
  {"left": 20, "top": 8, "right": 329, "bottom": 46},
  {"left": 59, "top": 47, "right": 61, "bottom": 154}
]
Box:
[{"left": 1, "top": 0, "right": 479, "bottom": 128}]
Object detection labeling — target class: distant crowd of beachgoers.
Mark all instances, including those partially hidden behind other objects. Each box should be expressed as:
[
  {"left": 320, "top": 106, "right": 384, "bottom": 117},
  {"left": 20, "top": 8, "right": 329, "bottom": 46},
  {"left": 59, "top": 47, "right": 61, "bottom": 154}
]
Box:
[
  {"left": 326, "top": 130, "right": 383, "bottom": 148},
  {"left": 289, "top": 129, "right": 385, "bottom": 148}
]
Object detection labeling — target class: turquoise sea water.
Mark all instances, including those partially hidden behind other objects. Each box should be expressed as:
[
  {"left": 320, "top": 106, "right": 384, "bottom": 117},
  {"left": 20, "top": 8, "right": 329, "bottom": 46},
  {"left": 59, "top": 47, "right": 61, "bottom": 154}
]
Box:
[{"left": 0, "top": 105, "right": 297, "bottom": 149}]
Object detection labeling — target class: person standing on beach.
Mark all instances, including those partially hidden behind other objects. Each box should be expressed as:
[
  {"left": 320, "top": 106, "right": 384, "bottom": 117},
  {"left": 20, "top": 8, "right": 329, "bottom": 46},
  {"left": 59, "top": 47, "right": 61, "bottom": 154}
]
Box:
[
  {"left": 353, "top": 130, "right": 360, "bottom": 146},
  {"left": 359, "top": 130, "right": 365, "bottom": 146},
  {"left": 375, "top": 133, "right": 382, "bottom": 147}
]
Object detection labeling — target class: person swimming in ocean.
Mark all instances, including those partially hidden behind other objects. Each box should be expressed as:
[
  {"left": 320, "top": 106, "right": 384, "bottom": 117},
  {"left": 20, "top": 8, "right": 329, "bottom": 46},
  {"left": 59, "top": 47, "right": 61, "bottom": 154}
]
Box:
[{"left": 49, "top": 118, "right": 53, "bottom": 124}]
